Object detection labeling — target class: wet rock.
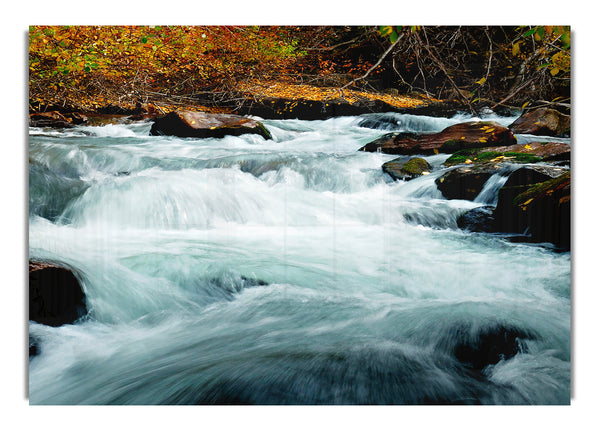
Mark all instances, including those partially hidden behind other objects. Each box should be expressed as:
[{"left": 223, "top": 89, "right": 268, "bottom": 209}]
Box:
[
  {"left": 29, "top": 260, "right": 87, "bottom": 326},
  {"left": 494, "top": 171, "right": 571, "bottom": 249},
  {"left": 358, "top": 121, "right": 516, "bottom": 155},
  {"left": 509, "top": 107, "right": 570, "bottom": 137},
  {"left": 457, "top": 206, "right": 496, "bottom": 232},
  {"left": 150, "top": 110, "right": 272, "bottom": 140},
  {"left": 449, "top": 323, "right": 535, "bottom": 371},
  {"left": 382, "top": 157, "right": 432, "bottom": 181},
  {"left": 358, "top": 113, "right": 402, "bottom": 130},
  {"left": 29, "top": 335, "right": 40, "bottom": 358},
  {"left": 443, "top": 142, "right": 570, "bottom": 168},
  {"left": 435, "top": 163, "right": 503, "bottom": 201}
]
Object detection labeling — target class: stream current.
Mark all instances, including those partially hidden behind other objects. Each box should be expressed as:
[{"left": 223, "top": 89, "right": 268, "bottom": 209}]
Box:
[{"left": 28, "top": 112, "right": 571, "bottom": 404}]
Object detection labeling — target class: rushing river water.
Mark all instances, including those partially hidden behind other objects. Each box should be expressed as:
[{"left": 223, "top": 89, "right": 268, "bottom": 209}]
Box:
[{"left": 28, "top": 111, "right": 571, "bottom": 405}]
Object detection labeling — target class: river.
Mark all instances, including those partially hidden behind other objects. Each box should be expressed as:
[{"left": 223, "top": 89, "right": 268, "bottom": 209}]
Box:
[{"left": 28, "top": 111, "right": 571, "bottom": 404}]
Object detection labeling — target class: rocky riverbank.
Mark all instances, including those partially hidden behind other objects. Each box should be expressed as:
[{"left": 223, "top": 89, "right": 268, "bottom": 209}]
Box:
[{"left": 359, "top": 107, "right": 571, "bottom": 250}]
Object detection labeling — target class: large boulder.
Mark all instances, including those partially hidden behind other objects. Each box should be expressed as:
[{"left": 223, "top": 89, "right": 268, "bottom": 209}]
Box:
[
  {"left": 358, "top": 121, "right": 516, "bottom": 155},
  {"left": 494, "top": 171, "right": 571, "bottom": 249},
  {"left": 150, "top": 110, "right": 272, "bottom": 140},
  {"left": 29, "top": 260, "right": 87, "bottom": 327},
  {"left": 382, "top": 157, "right": 432, "bottom": 181},
  {"left": 435, "top": 163, "right": 503, "bottom": 201},
  {"left": 509, "top": 107, "right": 570, "bottom": 137}
]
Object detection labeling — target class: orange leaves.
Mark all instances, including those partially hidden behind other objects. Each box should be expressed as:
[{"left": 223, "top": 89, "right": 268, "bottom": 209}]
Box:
[{"left": 238, "top": 80, "right": 428, "bottom": 109}]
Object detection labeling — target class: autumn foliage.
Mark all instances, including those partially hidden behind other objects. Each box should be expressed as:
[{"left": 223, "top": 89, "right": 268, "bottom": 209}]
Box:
[
  {"left": 29, "top": 25, "right": 307, "bottom": 111},
  {"left": 28, "top": 25, "right": 571, "bottom": 114}
]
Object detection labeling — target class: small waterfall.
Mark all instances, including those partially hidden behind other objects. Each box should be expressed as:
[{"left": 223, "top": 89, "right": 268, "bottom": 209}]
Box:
[{"left": 474, "top": 172, "right": 510, "bottom": 206}]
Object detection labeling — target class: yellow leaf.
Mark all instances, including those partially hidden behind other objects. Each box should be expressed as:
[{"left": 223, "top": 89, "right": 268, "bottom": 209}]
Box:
[
  {"left": 476, "top": 77, "right": 486, "bottom": 85},
  {"left": 512, "top": 42, "right": 520, "bottom": 56},
  {"left": 524, "top": 144, "right": 532, "bottom": 150},
  {"left": 522, "top": 101, "right": 530, "bottom": 109},
  {"left": 478, "top": 137, "right": 487, "bottom": 143},
  {"left": 550, "top": 67, "right": 560, "bottom": 76}
]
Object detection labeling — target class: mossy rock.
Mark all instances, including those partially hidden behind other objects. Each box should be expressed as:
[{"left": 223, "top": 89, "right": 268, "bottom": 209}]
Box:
[
  {"left": 445, "top": 149, "right": 542, "bottom": 166},
  {"left": 382, "top": 157, "right": 432, "bottom": 181},
  {"left": 513, "top": 171, "right": 571, "bottom": 207}
]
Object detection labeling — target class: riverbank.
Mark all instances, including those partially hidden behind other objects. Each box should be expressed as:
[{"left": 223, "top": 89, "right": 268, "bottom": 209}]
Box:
[{"left": 29, "top": 79, "right": 463, "bottom": 123}]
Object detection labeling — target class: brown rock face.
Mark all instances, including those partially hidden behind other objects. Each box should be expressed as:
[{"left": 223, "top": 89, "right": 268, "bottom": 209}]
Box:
[
  {"left": 358, "top": 121, "right": 516, "bottom": 155},
  {"left": 150, "top": 110, "right": 272, "bottom": 140},
  {"left": 478, "top": 141, "right": 571, "bottom": 162},
  {"left": 509, "top": 108, "right": 570, "bottom": 137}
]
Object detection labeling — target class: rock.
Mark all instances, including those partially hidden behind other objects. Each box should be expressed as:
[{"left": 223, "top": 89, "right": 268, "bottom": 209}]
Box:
[
  {"left": 445, "top": 322, "right": 536, "bottom": 371},
  {"left": 457, "top": 206, "right": 496, "bottom": 232},
  {"left": 29, "top": 335, "right": 40, "bottom": 358},
  {"left": 509, "top": 107, "right": 570, "bottom": 137},
  {"left": 445, "top": 142, "right": 570, "bottom": 166},
  {"left": 382, "top": 157, "right": 432, "bottom": 181},
  {"left": 29, "top": 260, "right": 87, "bottom": 326},
  {"left": 358, "top": 121, "right": 516, "bottom": 155},
  {"left": 358, "top": 113, "right": 402, "bottom": 130},
  {"left": 29, "top": 111, "right": 74, "bottom": 128},
  {"left": 494, "top": 171, "right": 571, "bottom": 249},
  {"left": 150, "top": 110, "right": 272, "bottom": 140},
  {"left": 435, "top": 163, "right": 503, "bottom": 201}
]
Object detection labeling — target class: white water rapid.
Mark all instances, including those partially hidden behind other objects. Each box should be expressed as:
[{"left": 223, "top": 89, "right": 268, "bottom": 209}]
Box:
[{"left": 28, "top": 112, "right": 570, "bottom": 404}]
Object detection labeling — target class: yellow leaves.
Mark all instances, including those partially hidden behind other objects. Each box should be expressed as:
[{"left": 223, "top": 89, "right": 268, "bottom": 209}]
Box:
[
  {"left": 524, "top": 144, "right": 533, "bottom": 150},
  {"left": 480, "top": 125, "right": 495, "bottom": 134},
  {"left": 512, "top": 42, "right": 521, "bottom": 56},
  {"left": 478, "top": 137, "right": 487, "bottom": 143},
  {"left": 475, "top": 77, "right": 486, "bottom": 86},
  {"left": 237, "top": 80, "right": 430, "bottom": 109}
]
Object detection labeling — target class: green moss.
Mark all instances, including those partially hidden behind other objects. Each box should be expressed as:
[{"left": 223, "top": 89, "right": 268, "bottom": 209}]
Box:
[
  {"left": 513, "top": 171, "right": 571, "bottom": 206},
  {"left": 444, "top": 149, "right": 542, "bottom": 166},
  {"left": 402, "top": 157, "right": 431, "bottom": 175}
]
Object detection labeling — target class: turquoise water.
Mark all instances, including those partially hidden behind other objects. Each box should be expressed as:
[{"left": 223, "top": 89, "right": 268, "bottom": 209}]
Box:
[{"left": 28, "top": 112, "right": 570, "bottom": 404}]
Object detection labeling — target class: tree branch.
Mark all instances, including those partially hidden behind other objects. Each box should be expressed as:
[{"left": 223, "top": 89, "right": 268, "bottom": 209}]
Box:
[{"left": 340, "top": 35, "right": 402, "bottom": 91}]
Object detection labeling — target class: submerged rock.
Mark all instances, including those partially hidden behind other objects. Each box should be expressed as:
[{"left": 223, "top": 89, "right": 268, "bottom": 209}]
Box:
[
  {"left": 509, "top": 107, "right": 570, "bottom": 137},
  {"left": 29, "top": 260, "right": 87, "bottom": 327},
  {"left": 358, "top": 121, "right": 516, "bottom": 155},
  {"left": 150, "top": 110, "right": 272, "bottom": 140},
  {"left": 382, "top": 157, "right": 432, "bottom": 181},
  {"left": 445, "top": 322, "right": 536, "bottom": 371}
]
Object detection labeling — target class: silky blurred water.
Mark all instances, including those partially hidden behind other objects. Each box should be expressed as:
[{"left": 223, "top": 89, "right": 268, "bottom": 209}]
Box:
[{"left": 28, "top": 112, "right": 570, "bottom": 404}]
